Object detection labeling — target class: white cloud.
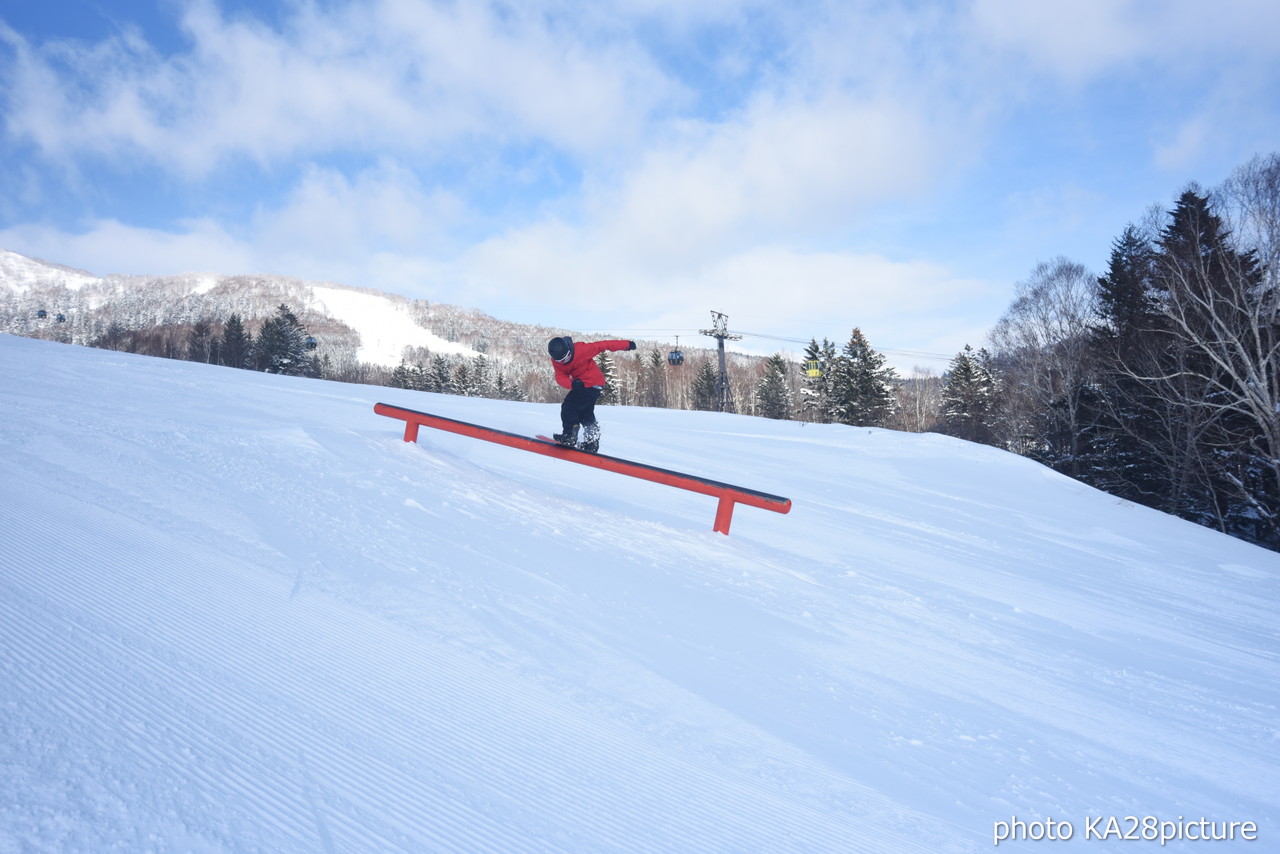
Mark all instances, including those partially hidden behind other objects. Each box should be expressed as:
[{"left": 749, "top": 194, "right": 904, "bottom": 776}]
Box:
[
  {"left": 591, "top": 91, "right": 940, "bottom": 270},
  {"left": 372, "top": 0, "right": 676, "bottom": 154},
  {"left": 969, "top": 0, "right": 1142, "bottom": 82},
  {"left": 0, "top": 0, "right": 678, "bottom": 176},
  {"left": 250, "top": 160, "right": 466, "bottom": 271},
  {"left": 969, "top": 0, "right": 1280, "bottom": 83},
  {"left": 0, "top": 218, "right": 257, "bottom": 278},
  {"left": 1153, "top": 117, "right": 1211, "bottom": 173}
]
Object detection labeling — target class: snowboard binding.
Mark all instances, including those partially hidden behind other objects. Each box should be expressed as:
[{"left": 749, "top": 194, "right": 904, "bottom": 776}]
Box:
[{"left": 553, "top": 425, "right": 579, "bottom": 448}]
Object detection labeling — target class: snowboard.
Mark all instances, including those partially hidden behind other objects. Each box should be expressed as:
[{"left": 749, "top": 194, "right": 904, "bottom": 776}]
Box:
[{"left": 535, "top": 434, "right": 599, "bottom": 454}]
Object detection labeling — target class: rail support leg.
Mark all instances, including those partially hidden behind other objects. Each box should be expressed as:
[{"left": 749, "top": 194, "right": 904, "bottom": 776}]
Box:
[
  {"left": 713, "top": 495, "right": 736, "bottom": 535},
  {"left": 403, "top": 421, "right": 419, "bottom": 443}
]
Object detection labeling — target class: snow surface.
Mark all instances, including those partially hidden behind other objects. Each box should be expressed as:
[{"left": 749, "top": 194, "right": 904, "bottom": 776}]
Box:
[
  {"left": 310, "top": 285, "right": 478, "bottom": 367},
  {"left": 1, "top": 332, "right": 1277, "bottom": 853}
]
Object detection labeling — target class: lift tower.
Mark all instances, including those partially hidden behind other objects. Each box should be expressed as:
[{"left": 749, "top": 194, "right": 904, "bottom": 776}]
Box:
[{"left": 700, "top": 310, "right": 742, "bottom": 413}]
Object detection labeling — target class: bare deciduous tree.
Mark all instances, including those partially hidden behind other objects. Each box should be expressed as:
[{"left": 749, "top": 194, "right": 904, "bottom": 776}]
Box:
[
  {"left": 988, "top": 257, "right": 1099, "bottom": 474},
  {"left": 890, "top": 367, "right": 942, "bottom": 433},
  {"left": 1153, "top": 189, "right": 1278, "bottom": 537}
]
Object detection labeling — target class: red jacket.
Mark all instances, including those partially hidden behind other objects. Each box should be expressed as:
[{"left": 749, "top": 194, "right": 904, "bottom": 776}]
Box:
[{"left": 552, "top": 339, "right": 633, "bottom": 389}]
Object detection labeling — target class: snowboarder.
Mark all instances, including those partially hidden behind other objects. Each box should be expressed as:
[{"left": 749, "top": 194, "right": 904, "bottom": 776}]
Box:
[{"left": 547, "top": 335, "right": 636, "bottom": 453}]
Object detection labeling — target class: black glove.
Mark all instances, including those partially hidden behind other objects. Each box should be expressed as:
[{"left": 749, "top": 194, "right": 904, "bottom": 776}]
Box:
[
  {"left": 572, "top": 378, "right": 585, "bottom": 390},
  {"left": 627, "top": 341, "right": 637, "bottom": 350}
]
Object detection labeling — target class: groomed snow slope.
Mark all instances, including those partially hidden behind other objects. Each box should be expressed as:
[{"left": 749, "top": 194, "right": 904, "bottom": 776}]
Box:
[
  {"left": 308, "top": 285, "right": 479, "bottom": 367},
  {"left": 1, "top": 333, "right": 1277, "bottom": 853}
]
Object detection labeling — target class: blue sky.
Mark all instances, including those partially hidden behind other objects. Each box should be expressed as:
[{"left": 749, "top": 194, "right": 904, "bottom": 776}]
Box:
[{"left": 2, "top": 0, "right": 1278, "bottom": 369}]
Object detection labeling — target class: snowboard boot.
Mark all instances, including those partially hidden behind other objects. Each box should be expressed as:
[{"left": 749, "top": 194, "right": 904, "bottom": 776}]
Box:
[
  {"left": 553, "top": 425, "right": 580, "bottom": 448},
  {"left": 579, "top": 423, "right": 601, "bottom": 454}
]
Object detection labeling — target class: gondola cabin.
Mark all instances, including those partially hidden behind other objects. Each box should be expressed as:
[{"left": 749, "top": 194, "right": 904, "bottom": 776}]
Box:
[
  {"left": 805, "top": 359, "right": 822, "bottom": 378},
  {"left": 304, "top": 336, "right": 317, "bottom": 350},
  {"left": 56, "top": 314, "right": 66, "bottom": 323},
  {"left": 36, "top": 309, "right": 47, "bottom": 319},
  {"left": 667, "top": 337, "right": 684, "bottom": 366}
]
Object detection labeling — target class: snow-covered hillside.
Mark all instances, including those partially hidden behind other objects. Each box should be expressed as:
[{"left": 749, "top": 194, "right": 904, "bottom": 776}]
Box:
[
  {"left": 1, "top": 333, "right": 1277, "bottom": 853},
  {"left": 310, "top": 284, "right": 477, "bottom": 366},
  {"left": 0, "top": 249, "right": 100, "bottom": 292},
  {"left": 0, "top": 249, "right": 480, "bottom": 368}
]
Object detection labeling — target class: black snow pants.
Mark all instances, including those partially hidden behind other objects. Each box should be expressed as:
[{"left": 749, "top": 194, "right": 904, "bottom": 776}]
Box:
[{"left": 561, "top": 385, "right": 602, "bottom": 431}]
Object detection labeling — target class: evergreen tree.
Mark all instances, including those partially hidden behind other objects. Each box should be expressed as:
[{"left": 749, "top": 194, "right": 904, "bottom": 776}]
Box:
[
  {"left": 800, "top": 338, "right": 839, "bottom": 423},
  {"left": 253, "top": 305, "right": 318, "bottom": 376},
  {"left": 597, "top": 352, "right": 618, "bottom": 405},
  {"left": 186, "top": 320, "right": 213, "bottom": 363},
  {"left": 1090, "top": 226, "right": 1168, "bottom": 503},
  {"left": 429, "top": 355, "right": 453, "bottom": 394},
  {"left": 492, "top": 370, "right": 527, "bottom": 402},
  {"left": 755, "top": 353, "right": 793, "bottom": 420},
  {"left": 469, "top": 356, "right": 491, "bottom": 397},
  {"left": 452, "top": 361, "right": 476, "bottom": 396},
  {"left": 221, "top": 314, "right": 251, "bottom": 369},
  {"left": 1096, "top": 225, "right": 1159, "bottom": 338},
  {"left": 391, "top": 361, "right": 423, "bottom": 390},
  {"left": 940, "top": 345, "right": 997, "bottom": 443},
  {"left": 831, "top": 328, "right": 896, "bottom": 427},
  {"left": 643, "top": 349, "right": 667, "bottom": 408},
  {"left": 691, "top": 358, "right": 718, "bottom": 411}
]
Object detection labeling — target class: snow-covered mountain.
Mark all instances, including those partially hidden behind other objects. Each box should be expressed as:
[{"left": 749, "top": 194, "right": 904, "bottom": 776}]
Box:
[
  {"left": 0, "top": 248, "right": 479, "bottom": 367},
  {"left": 1, "top": 333, "right": 1277, "bottom": 852},
  {"left": 0, "top": 248, "right": 100, "bottom": 292}
]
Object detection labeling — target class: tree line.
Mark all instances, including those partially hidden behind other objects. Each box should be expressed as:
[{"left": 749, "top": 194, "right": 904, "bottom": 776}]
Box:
[
  {"left": 92, "top": 304, "right": 327, "bottom": 378},
  {"left": 942, "top": 154, "right": 1279, "bottom": 550},
  {"left": 781, "top": 153, "right": 1279, "bottom": 551},
  {"left": 388, "top": 353, "right": 529, "bottom": 401}
]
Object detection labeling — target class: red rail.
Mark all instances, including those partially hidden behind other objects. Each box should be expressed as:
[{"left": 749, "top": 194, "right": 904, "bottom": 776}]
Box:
[{"left": 374, "top": 403, "right": 791, "bottom": 535}]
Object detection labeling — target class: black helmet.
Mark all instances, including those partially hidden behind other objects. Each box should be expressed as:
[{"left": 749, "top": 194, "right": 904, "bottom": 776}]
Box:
[{"left": 548, "top": 336, "right": 573, "bottom": 363}]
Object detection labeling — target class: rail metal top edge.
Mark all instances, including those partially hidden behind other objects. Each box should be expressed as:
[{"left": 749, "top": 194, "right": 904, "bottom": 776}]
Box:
[{"left": 375, "top": 402, "right": 791, "bottom": 507}]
